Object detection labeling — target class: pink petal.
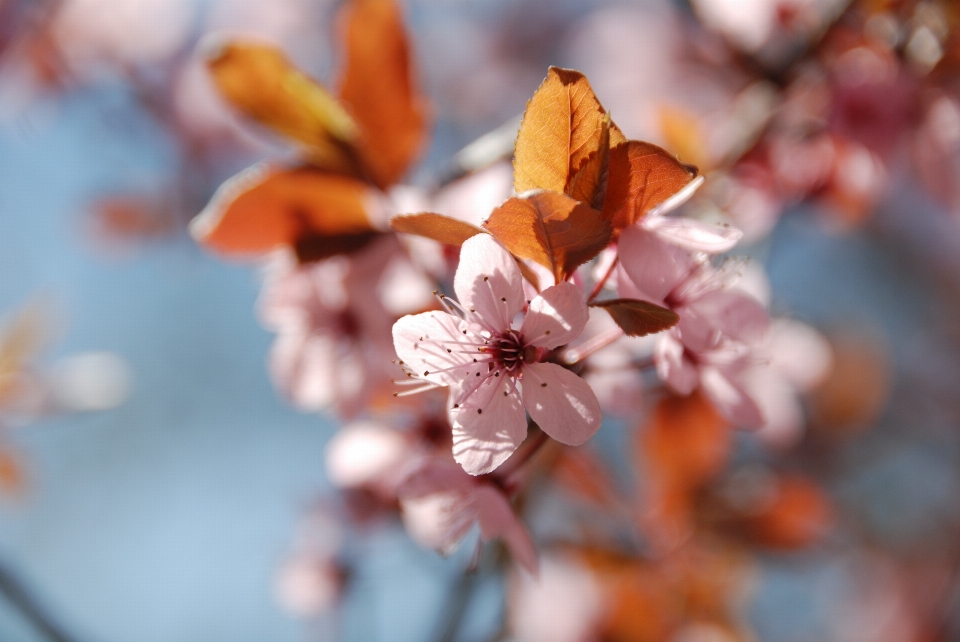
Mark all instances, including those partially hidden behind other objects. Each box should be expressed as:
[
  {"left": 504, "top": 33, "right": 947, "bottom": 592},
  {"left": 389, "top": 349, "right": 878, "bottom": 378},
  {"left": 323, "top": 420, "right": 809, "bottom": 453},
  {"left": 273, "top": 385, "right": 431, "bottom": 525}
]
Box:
[
  {"left": 700, "top": 364, "right": 765, "bottom": 429},
  {"left": 454, "top": 234, "right": 525, "bottom": 333},
  {"left": 521, "top": 363, "right": 601, "bottom": 446},
  {"left": 471, "top": 485, "right": 539, "bottom": 574},
  {"left": 618, "top": 225, "right": 697, "bottom": 303},
  {"left": 521, "top": 282, "right": 589, "bottom": 349},
  {"left": 686, "top": 290, "right": 769, "bottom": 345},
  {"left": 655, "top": 332, "right": 699, "bottom": 395},
  {"left": 645, "top": 217, "right": 742, "bottom": 253},
  {"left": 392, "top": 311, "right": 473, "bottom": 388},
  {"left": 325, "top": 422, "right": 410, "bottom": 489},
  {"left": 397, "top": 458, "right": 473, "bottom": 498},
  {"left": 451, "top": 374, "right": 528, "bottom": 475}
]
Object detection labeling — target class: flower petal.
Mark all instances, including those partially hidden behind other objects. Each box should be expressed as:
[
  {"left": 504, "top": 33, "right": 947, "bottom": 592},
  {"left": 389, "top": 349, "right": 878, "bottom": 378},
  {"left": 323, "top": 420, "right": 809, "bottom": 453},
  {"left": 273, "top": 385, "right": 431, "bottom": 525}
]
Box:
[
  {"left": 645, "top": 216, "right": 742, "bottom": 253},
  {"left": 392, "top": 311, "right": 473, "bottom": 388},
  {"left": 521, "top": 362, "right": 601, "bottom": 446},
  {"left": 472, "top": 485, "right": 539, "bottom": 574},
  {"left": 655, "top": 332, "right": 699, "bottom": 395},
  {"left": 700, "top": 364, "right": 765, "bottom": 429},
  {"left": 686, "top": 290, "right": 769, "bottom": 345},
  {"left": 454, "top": 234, "right": 525, "bottom": 333},
  {"left": 521, "top": 282, "right": 589, "bottom": 349},
  {"left": 452, "top": 374, "right": 527, "bottom": 475},
  {"left": 618, "top": 225, "right": 697, "bottom": 303}
]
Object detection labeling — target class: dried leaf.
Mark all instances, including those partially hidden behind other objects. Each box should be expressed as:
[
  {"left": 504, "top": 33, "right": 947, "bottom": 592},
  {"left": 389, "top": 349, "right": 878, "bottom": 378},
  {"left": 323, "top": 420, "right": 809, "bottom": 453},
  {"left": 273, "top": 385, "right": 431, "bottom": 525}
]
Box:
[
  {"left": 643, "top": 391, "right": 730, "bottom": 489},
  {"left": 590, "top": 299, "right": 679, "bottom": 337},
  {"left": 190, "top": 163, "right": 377, "bottom": 257},
  {"left": 638, "top": 391, "right": 731, "bottom": 548},
  {"left": 338, "top": 0, "right": 429, "bottom": 189},
  {"left": 205, "top": 40, "right": 358, "bottom": 171},
  {"left": 739, "top": 475, "right": 833, "bottom": 550},
  {"left": 483, "top": 191, "right": 612, "bottom": 283},
  {"left": 0, "top": 450, "right": 25, "bottom": 497},
  {"left": 389, "top": 212, "right": 483, "bottom": 246},
  {"left": 567, "top": 113, "right": 612, "bottom": 210},
  {"left": 0, "top": 301, "right": 49, "bottom": 403},
  {"left": 513, "top": 67, "right": 620, "bottom": 196},
  {"left": 602, "top": 141, "right": 698, "bottom": 232}
]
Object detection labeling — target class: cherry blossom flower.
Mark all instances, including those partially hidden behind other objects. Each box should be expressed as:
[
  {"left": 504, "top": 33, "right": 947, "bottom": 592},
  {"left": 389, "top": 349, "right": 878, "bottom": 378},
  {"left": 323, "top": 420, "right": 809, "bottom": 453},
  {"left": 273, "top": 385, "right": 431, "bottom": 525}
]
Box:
[
  {"left": 392, "top": 234, "right": 601, "bottom": 475},
  {"left": 617, "top": 225, "right": 769, "bottom": 427},
  {"left": 260, "top": 235, "right": 433, "bottom": 419},
  {"left": 639, "top": 176, "right": 743, "bottom": 253},
  {"left": 398, "top": 456, "right": 538, "bottom": 574}
]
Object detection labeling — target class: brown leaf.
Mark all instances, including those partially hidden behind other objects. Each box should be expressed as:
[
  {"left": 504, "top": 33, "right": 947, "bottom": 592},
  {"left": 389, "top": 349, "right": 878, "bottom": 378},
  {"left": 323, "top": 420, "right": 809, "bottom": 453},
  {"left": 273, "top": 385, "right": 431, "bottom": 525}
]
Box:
[
  {"left": 483, "top": 191, "right": 612, "bottom": 283},
  {"left": 190, "top": 163, "right": 377, "bottom": 258},
  {"left": 338, "top": 0, "right": 429, "bottom": 189},
  {"left": 205, "top": 40, "right": 358, "bottom": 172},
  {"left": 602, "top": 140, "right": 698, "bottom": 232},
  {"left": 513, "top": 67, "right": 619, "bottom": 196},
  {"left": 590, "top": 299, "right": 679, "bottom": 337},
  {"left": 567, "top": 113, "right": 612, "bottom": 210},
  {"left": 389, "top": 212, "right": 483, "bottom": 246}
]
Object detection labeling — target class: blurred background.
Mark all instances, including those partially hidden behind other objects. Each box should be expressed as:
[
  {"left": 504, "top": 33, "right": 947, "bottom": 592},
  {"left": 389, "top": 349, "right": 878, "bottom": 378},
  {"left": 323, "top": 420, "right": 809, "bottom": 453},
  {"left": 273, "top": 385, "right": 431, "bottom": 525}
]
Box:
[{"left": 1, "top": 0, "right": 960, "bottom": 641}]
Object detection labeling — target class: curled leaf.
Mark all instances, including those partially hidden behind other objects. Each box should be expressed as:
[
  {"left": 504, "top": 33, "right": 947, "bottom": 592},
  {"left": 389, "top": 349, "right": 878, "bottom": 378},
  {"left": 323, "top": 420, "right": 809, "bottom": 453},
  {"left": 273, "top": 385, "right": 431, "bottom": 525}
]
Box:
[
  {"left": 190, "top": 163, "right": 378, "bottom": 258},
  {"left": 513, "top": 67, "right": 623, "bottom": 196},
  {"left": 590, "top": 299, "right": 679, "bottom": 337},
  {"left": 338, "top": 0, "right": 429, "bottom": 189},
  {"left": 390, "top": 212, "right": 483, "bottom": 246},
  {"left": 205, "top": 40, "right": 357, "bottom": 171},
  {"left": 602, "top": 141, "right": 698, "bottom": 232},
  {"left": 483, "top": 190, "right": 612, "bottom": 283}
]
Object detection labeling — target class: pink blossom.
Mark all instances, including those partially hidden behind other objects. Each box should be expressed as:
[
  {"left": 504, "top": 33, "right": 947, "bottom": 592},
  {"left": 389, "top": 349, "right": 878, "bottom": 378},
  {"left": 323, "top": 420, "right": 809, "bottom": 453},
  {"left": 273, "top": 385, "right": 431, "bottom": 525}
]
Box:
[
  {"left": 617, "top": 226, "right": 769, "bottom": 427},
  {"left": 260, "top": 235, "right": 433, "bottom": 419},
  {"left": 392, "top": 234, "right": 601, "bottom": 475},
  {"left": 640, "top": 176, "right": 743, "bottom": 253},
  {"left": 398, "top": 456, "right": 539, "bottom": 574}
]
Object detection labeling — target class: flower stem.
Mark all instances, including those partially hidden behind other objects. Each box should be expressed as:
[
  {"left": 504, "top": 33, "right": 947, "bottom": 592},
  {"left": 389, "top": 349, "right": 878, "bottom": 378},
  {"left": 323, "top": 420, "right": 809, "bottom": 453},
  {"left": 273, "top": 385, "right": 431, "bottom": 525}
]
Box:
[
  {"left": 558, "top": 326, "right": 625, "bottom": 366},
  {"left": 0, "top": 561, "right": 82, "bottom": 642},
  {"left": 587, "top": 254, "right": 619, "bottom": 303}
]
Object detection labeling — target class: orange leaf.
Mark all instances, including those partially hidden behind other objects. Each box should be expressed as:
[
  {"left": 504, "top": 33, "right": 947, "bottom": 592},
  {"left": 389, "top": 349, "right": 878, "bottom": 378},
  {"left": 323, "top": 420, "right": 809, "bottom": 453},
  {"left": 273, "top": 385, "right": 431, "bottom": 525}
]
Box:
[
  {"left": 739, "top": 475, "right": 833, "bottom": 550},
  {"left": 643, "top": 391, "right": 730, "bottom": 490},
  {"left": 205, "top": 40, "right": 358, "bottom": 172},
  {"left": 190, "top": 163, "right": 378, "bottom": 258},
  {"left": 338, "top": 0, "right": 429, "bottom": 189},
  {"left": 567, "top": 114, "right": 612, "bottom": 210},
  {"left": 602, "top": 141, "right": 698, "bottom": 232},
  {"left": 513, "top": 67, "right": 622, "bottom": 196},
  {"left": 390, "top": 212, "right": 483, "bottom": 246},
  {"left": 590, "top": 299, "right": 679, "bottom": 337},
  {"left": 483, "top": 191, "right": 612, "bottom": 283},
  {"left": 638, "top": 391, "right": 731, "bottom": 547},
  {"left": 0, "top": 450, "right": 24, "bottom": 497}
]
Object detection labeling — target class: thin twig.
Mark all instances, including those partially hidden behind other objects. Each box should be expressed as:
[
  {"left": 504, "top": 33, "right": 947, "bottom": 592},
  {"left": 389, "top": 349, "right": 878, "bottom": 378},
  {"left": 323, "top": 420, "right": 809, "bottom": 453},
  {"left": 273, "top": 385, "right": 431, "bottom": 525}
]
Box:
[
  {"left": 587, "top": 255, "right": 619, "bottom": 303},
  {"left": 0, "top": 561, "right": 83, "bottom": 642},
  {"left": 432, "top": 569, "right": 478, "bottom": 642}
]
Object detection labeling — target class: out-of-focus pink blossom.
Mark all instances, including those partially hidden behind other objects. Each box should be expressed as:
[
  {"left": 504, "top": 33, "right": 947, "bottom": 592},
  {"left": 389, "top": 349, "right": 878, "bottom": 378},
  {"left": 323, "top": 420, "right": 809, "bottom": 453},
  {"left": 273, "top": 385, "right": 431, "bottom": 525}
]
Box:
[
  {"left": 617, "top": 227, "right": 768, "bottom": 427},
  {"left": 508, "top": 553, "right": 603, "bottom": 642},
  {"left": 261, "top": 235, "right": 433, "bottom": 419},
  {"left": 746, "top": 319, "right": 832, "bottom": 449},
  {"left": 398, "top": 456, "right": 538, "bottom": 573},
  {"left": 52, "top": 0, "right": 193, "bottom": 76},
  {"left": 275, "top": 505, "right": 345, "bottom": 617},
  {"left": 325, "top": 421, "right": 412, "bottom": 494},
  {"left": 392, "top": 234, "right": 601, "bottom": 475}
]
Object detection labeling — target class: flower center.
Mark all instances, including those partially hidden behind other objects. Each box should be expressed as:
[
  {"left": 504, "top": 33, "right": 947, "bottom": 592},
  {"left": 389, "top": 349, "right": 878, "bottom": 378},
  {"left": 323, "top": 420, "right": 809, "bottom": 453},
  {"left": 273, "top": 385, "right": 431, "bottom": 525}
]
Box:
[{"left": 490, "top": 329, "right": 525, "bottom": 372}]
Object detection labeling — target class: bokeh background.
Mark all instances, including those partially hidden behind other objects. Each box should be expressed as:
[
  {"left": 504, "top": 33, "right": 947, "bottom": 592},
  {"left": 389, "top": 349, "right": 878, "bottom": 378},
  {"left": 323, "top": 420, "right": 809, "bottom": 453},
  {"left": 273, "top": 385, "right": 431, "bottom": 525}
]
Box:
[{"left": 1, "top": 0, "right": 960, "bottom": 641}]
